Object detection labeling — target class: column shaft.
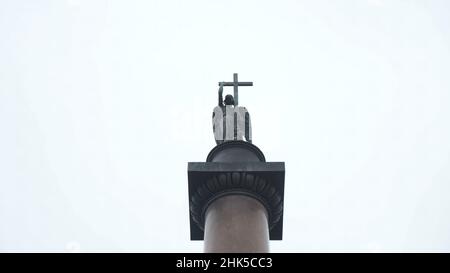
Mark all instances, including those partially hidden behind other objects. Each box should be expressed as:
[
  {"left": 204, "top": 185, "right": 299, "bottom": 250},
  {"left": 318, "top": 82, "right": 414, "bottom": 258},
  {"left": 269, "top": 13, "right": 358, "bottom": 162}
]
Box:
[{"left": 203, "top": 195, "right": 269, "bottom": 253}]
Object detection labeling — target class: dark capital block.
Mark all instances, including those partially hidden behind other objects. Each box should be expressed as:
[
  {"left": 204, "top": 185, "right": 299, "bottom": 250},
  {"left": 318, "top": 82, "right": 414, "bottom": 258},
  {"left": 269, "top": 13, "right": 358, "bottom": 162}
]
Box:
[{"left": 188, "top": 145, "right": 285, "bottom": 240}]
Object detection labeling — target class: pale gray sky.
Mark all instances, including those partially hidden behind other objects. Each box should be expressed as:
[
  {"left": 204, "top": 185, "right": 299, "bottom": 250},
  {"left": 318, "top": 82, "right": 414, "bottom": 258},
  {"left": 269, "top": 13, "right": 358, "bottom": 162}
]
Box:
[{"left": 1, "top": 0, "right": 450, "bottom": 252}]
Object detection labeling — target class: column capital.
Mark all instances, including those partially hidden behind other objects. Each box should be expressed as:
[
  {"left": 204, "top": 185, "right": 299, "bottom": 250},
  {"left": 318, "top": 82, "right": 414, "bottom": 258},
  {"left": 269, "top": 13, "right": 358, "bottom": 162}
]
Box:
[{"left": 188, "top": 141, "right": 285, "bottom": 241}]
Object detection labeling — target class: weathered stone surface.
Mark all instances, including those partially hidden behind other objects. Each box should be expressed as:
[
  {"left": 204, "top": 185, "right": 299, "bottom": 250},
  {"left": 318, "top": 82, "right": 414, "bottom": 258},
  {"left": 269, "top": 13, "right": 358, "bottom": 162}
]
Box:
[{"left": 204, "top": 195, "right": 270, "bottom": 253}]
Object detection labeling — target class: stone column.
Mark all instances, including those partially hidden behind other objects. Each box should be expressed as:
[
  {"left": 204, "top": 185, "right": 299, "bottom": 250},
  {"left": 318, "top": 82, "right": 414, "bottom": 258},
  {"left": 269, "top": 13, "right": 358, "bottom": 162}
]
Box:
[
  {"left": 188, "top": 141, "right": 285, "bottom": 253},
  {"left": 204, "top": 195, "right": 269, "bottom": 253}
]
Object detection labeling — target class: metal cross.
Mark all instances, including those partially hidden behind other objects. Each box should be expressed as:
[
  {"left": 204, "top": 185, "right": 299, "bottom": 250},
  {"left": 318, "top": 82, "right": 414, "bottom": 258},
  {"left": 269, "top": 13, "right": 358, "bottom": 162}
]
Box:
[{"left": 218, "top": 73, "right": 253, "bottom": 106}]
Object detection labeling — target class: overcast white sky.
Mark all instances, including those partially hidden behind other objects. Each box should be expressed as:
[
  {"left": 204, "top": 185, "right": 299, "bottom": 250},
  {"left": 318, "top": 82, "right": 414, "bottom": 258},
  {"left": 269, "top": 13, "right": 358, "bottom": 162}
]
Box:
[{"left": 1, "top": 0, "right": 450, "bottom": 252}]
